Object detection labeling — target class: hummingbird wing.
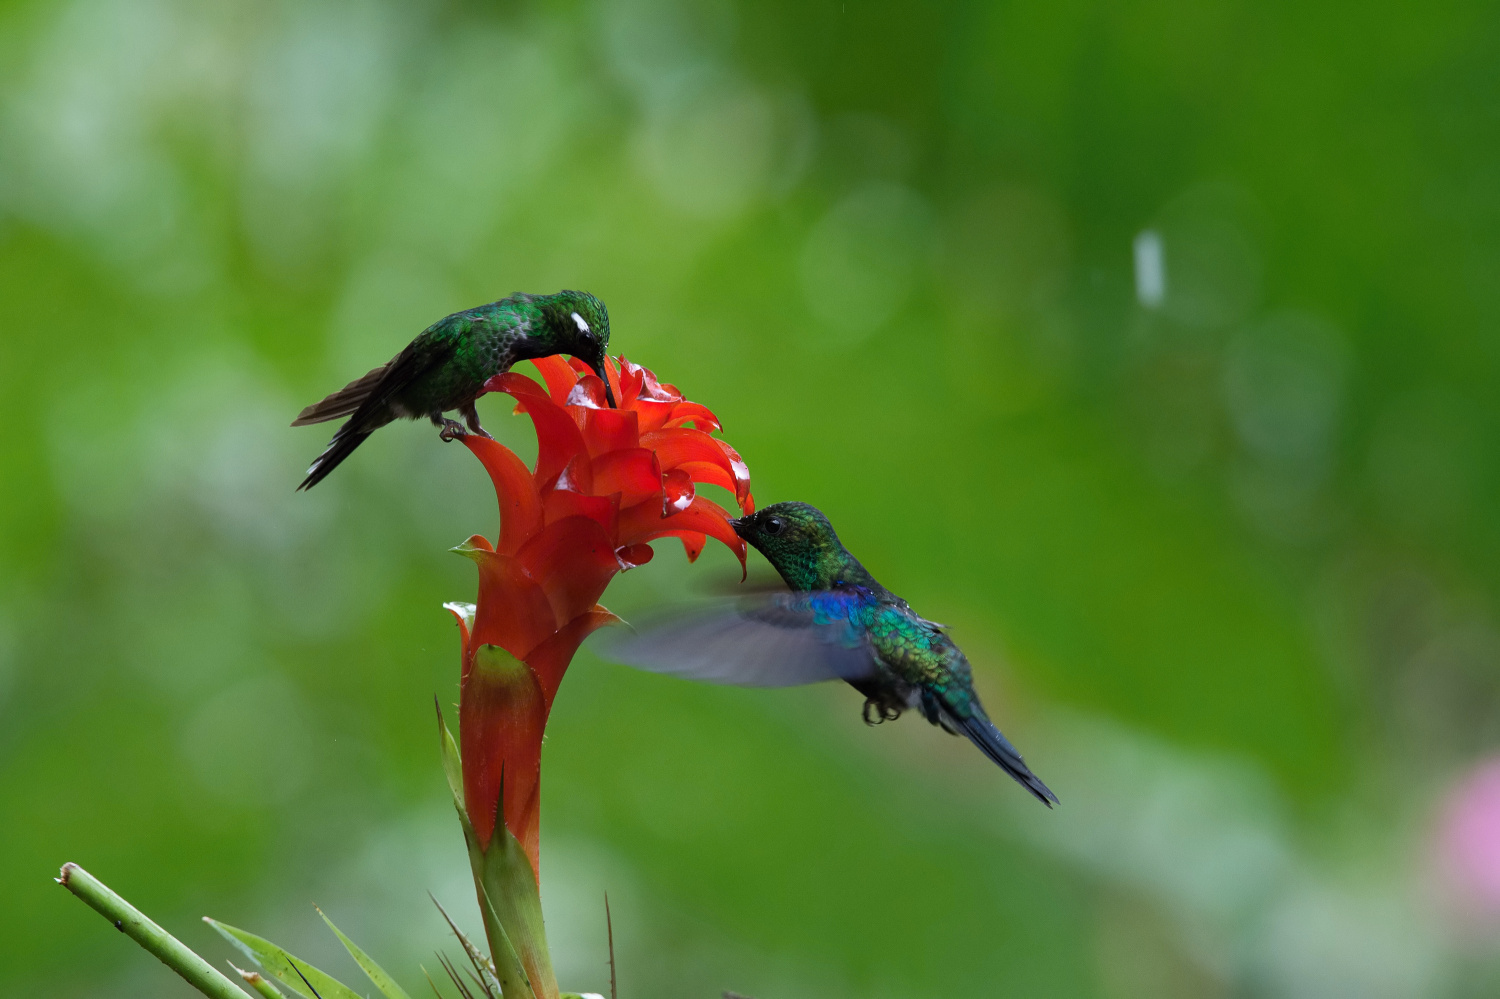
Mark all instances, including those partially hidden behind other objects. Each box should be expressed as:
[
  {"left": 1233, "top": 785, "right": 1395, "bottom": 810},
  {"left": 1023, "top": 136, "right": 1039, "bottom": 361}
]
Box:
[
  {"left": 291, "top": 363, "right": 390, "bottom": 426},
  {"left": 596, "top": 590, "right": 878, "bottom": 687}
]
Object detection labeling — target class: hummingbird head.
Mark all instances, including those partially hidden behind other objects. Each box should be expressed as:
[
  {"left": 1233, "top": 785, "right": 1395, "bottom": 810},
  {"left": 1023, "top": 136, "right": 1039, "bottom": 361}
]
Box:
[
  {"left": 542, "top": 290, "right": 615, "bottom": 407},
  {"left": 730, "top": 502, "right": 849, "bottom": 591}
]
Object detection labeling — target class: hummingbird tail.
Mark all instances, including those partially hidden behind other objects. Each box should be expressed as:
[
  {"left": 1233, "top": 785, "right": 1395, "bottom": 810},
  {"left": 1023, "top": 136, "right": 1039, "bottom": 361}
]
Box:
[
  {"left": 291, "top": 364, "right": 389, "bottom": 426},
  {"left": 953, "top": 709, "right": 1059, "bottom": 808},
  {"left": 297, "top": 426, "right": 373, "bottom": 490}
]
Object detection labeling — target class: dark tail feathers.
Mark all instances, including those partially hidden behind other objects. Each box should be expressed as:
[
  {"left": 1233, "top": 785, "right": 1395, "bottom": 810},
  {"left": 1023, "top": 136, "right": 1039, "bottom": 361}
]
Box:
[
  {"left": 298, "top": 426, "right": 373, "bottom": 490},
  {"left": 953, "top": 708, "right": 1058, "bottom": 807},
  {"left": 292, "top": 364, "right": 388, "bottom": 426}
]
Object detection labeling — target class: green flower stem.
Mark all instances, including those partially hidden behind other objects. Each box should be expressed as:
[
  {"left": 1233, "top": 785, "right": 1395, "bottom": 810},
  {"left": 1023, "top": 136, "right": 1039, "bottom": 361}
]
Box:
[{"left": 56, "top": 863, "right": 247, "bottom": 999}]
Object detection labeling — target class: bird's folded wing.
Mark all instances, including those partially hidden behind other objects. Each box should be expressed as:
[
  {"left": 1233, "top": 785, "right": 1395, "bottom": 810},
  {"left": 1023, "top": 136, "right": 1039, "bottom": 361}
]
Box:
[{"left": 595, "top": 591, "right": 876, "bottom": 687}]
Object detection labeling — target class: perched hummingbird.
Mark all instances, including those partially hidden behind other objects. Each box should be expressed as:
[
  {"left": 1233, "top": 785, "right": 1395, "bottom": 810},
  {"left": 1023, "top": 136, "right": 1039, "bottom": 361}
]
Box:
[
  {"left": 604, "top": 502, "right": 1057, "bottom": 805},
  {"left": 293, "top": 290, "right": 614, "bottom": 490}
]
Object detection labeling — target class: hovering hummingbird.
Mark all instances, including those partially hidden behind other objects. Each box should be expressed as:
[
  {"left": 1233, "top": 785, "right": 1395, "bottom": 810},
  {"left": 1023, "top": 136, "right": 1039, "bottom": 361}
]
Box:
[
  {"left": 604, "top": 502, "right": 1058, "bottom": 805},
  {"left": 293, "top": 290, "right": 614, "bottom": 490}
]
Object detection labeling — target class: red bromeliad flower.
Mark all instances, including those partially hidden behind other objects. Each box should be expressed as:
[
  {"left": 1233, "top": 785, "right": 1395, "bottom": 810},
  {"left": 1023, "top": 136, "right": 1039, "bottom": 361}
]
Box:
[{"left": 445, "top": 354, "right": 753, "bottom": 879}]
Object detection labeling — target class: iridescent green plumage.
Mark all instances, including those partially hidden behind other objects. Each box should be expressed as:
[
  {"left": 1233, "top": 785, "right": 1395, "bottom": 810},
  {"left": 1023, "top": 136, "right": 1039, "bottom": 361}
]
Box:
[{"left": 293, "top": 290, "right": 613, "bottom": 489}]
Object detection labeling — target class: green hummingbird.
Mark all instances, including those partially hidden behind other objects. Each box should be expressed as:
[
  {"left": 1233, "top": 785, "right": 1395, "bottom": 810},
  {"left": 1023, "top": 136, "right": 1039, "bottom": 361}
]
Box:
[
  {"left": 604, "top": 502, "right": 1057, "bottom": 805},
  {"left": 293, "top": 290, "right": 614, "bottom": 490}
]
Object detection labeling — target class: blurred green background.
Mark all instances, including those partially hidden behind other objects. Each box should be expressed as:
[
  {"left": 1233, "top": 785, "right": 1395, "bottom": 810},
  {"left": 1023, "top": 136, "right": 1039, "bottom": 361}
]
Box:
[{"left": 5, "top": 0, "right": 1500, "bottom": 995}]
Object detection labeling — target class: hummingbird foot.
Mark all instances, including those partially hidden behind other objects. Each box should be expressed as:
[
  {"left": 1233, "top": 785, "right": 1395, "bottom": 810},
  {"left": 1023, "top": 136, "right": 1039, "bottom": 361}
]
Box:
[
  {"left": 459, "top": 401, "right": 494, "bottom": 439},
  {"left": 862, "top": 699, "right": 903, "bottom": 726},
  {"left": 439, "top": 419, "right": 468, "bottom": 442}
]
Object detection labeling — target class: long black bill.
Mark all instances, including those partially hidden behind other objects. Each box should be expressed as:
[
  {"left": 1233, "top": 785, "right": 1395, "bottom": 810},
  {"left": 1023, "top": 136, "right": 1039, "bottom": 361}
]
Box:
[{"left": 593, "top": 360, "right": 618, "bottom": 408}]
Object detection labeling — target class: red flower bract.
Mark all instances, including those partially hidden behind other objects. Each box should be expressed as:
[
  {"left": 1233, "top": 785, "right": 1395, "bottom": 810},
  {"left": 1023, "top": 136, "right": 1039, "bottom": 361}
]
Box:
[{"left": 447, "top": 355, "right": 753, "bottom": 878}]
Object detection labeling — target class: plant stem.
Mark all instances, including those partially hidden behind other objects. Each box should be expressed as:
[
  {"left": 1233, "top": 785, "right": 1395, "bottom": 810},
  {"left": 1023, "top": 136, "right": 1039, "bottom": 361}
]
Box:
[
  {"left": 57, "top": 862, "right": 247, "bottom": 999},
  {"left": 230, "top": 962, "right": 287, "bottom": 999}
]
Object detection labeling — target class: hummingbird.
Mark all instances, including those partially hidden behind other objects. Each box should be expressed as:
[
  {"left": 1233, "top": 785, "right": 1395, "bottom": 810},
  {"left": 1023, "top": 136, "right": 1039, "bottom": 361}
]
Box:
[
  {"left": 603, "top": 502, "right": 1057, "bottom": 805},
  {"left": 292, "top": 290, "right": 615, "bottom": 490}
]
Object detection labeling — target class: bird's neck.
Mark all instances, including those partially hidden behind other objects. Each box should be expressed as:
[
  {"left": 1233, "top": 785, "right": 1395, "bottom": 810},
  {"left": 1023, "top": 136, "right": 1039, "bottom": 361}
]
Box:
[
  {"left": 776, "top": 546, "right": 879, "bottom": 593},
  {"left": 507, "top": 301, "right": 575, "bottom": 362}
]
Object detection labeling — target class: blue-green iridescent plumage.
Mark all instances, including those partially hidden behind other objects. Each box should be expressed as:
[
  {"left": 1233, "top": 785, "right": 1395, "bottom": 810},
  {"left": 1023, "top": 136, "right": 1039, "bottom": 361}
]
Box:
[
  {"left": 293, "top": 290, "right": 613, "bottom": 490},
  {"left": 606, "top": 501, "right": 1056, "bottom": 805}
]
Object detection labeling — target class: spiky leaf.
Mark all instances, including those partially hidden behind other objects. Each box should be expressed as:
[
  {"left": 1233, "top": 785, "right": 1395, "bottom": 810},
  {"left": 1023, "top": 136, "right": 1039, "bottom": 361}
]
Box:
[
  {"left": 431, "top": 894, "right": 503, "bottom": 997},
  {"left": 316, "top": 907, "right": 412, "bottom": 999},
  {"left": 203, "top": 918, "right": 363, "bottom": 999},
  {"left": 436, "top": 698, "right": 466, "bottom": 816}
]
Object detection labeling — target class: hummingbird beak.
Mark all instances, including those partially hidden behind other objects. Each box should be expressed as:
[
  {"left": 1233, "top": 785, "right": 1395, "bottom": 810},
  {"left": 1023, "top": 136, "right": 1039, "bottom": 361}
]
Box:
[
  {"left": 728, "top": 516, "right": 748, "bottom": 539},
  {"left": 591, "top": 359, "right": 617, "bottom": 408}
]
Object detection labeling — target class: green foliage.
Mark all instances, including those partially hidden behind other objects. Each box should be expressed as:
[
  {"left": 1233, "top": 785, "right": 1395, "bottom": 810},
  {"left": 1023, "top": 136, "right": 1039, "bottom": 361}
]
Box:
[
  {"left": 317, "top": 906, "right": 414, "bottom": 999},
  {"left": 205, "top": 919, "right": 366, "bottom": 999}
]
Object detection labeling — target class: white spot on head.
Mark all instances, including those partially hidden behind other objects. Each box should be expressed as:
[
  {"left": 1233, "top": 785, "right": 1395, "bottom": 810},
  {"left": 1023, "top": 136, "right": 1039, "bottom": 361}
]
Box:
[{"left": 571, "top": 312, "right": 590, "bottom": 334}]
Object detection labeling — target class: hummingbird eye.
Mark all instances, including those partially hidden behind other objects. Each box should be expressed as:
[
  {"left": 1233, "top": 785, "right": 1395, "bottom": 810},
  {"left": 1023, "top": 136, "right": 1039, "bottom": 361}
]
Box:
[{"left": 762, "top": 516, "right": 784, "bottom": 536}]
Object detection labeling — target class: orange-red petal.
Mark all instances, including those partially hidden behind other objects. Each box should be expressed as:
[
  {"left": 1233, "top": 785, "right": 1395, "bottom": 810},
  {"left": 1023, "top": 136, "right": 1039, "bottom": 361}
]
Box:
[
  {"left": 618, "top": 494, "right": 747, "bottom": 571},
  {"left": 663, "top": 402, "right": 722, "bottom": 433},
  {"left": 640, "top": 428, "right": 738, "bottom": 494},
  {"left": 554, "top": 452, "right": 595, "bottom": 497},
  {"left": 566, "top": 374, "right": 610, "bottom": 410},
  {"left": 626, "top": 399, "right": 677, "bottom": 434},
  {"left": 460, "top": 436, "right": 543, "bottom": 556},
  {"left": 525, "top": 606, "right": 624, "bottom": 706},
  {"left": 672, "top": 459, "right": 737, "bottom": 496},
  {"left": 529, "top": 355, "right": 581, "bottom": 405},
  {"left": 493, "top": 372, "right": 589, "bottom": 489},
  {"left": 716, "top": 439, "right": 754, "bottom": 513},
  {"left": 668, "top": 531, "right": 707, "bottom": 562},
  {"left": 543, "top": 486, "right": 617, "bottom": 535},
  {"left": 579, "top": 407, "right": 640, "bottom": 458},
  {"left": 468, "top": 550, "right": 558, "bottom": 662},
  {"left": 602, "top": 354, "right": 624, "bottom": 407},
  {"left": 514, "top": 516, "right": 624, "bottom": 631},
  {"left": 617, "top": 358, "right": 645, "bottom": 405},
  {"left": 591, "top": 448, "right": 663, "bottom": 505}
]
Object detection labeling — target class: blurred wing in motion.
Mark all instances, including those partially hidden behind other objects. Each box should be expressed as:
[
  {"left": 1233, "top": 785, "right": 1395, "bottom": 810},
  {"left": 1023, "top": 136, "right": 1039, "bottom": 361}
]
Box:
[{"left": 596, "top": 591, "right": 878, "bottom": 688}]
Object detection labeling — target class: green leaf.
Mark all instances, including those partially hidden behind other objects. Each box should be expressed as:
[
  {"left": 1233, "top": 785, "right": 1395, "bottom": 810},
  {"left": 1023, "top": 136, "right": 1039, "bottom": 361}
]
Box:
[
  {"left": 474, "top": 879, "right": 537, "bottom": 999},
  {"left": 478, "top": 820, "right": 555, "bottom": 996},
  {"left": 450, "top": 540, "right": 489, "bottom": 562},
  {"left": 316, "top": 906, "right": 412, "bottom": 999},
  {"left": 203, "top": 918, "right": 364, "bottom": 999},
  {"left": 435, "top": 698, "right": 465, "bottom": 817}
]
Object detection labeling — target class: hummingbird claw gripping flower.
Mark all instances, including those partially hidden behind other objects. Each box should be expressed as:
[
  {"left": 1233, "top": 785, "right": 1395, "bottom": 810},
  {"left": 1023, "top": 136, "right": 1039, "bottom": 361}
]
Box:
[{"left": 449, "top": 355, "right": 753, "bottom": 877}]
